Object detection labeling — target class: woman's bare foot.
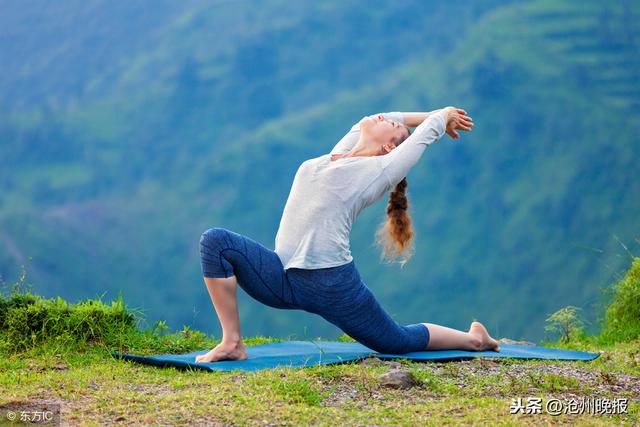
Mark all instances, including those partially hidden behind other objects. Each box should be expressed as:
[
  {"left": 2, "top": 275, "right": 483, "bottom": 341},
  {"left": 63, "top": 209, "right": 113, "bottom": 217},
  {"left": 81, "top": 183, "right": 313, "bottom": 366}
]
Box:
[
  {"left": 468, "top": 321, "right": 501, "bottom": 352},
  {"left": 194, "top": 340, "right": 248, "bottom": 363}
]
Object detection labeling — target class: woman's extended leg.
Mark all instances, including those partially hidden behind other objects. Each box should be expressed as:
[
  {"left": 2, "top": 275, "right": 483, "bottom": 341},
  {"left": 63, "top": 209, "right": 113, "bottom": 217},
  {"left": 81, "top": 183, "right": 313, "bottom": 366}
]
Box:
[
  {"left": 421, "top": 321, "right": 500, "bottom": 352},
  {"left": 289, "top": 262, "right": 431, "bottom": 354},
  {"left": 289, "top": 261, "right": 500, "bottom": 354}
]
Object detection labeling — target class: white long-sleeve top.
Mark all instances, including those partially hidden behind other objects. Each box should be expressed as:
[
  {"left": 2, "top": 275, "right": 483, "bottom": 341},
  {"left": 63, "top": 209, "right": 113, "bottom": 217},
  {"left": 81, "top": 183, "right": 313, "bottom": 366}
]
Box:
[{"left": 274, "top": 110, "right": 447, "bottom": 270}]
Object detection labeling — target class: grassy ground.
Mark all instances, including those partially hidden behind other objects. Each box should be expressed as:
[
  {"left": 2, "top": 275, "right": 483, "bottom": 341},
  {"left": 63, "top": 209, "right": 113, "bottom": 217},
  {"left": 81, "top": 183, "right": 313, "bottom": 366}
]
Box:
[
  {"left": 2, "top": 258, "right": 638, "bottom": 425},
  {"left": 1, "top": 335, "right": 638, "bottom": 426}
]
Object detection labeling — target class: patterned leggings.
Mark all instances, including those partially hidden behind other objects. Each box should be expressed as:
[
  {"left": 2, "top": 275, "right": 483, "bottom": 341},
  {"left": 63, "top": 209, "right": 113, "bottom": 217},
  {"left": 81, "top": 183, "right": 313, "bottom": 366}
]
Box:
[{"left": 199, "top": 227, "right": 430, "bottom": 354}]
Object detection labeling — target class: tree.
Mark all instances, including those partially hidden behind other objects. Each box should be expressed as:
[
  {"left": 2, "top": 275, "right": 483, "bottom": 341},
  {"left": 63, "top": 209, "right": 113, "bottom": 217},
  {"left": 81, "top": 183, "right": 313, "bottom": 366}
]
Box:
[{"left": 544, "top": 306, "right": 587, "bottom": 343}]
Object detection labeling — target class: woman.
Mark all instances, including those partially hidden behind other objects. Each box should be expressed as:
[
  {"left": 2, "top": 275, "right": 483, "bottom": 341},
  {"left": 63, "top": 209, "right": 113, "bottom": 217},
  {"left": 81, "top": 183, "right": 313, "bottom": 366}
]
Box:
[{"left": 196, "top": 106, "right": 500, "bottom": 363}]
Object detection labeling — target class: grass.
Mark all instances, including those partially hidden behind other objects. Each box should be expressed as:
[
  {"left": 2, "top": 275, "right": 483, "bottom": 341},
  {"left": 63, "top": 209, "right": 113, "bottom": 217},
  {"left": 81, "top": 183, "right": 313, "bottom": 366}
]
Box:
[
  {"left": 1, "top": 338, "right": 638, "bottom": 425},
  {"left": 0, "top": 292, "right": 638, "bottom": 425},
  {"left": 1, "top": 257, "right": 638, "bottom": 425}
]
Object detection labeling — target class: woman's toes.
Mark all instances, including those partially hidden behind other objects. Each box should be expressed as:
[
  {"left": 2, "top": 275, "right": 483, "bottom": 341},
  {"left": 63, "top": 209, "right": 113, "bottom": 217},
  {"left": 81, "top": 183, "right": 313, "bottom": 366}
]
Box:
[
  {"left": 194, "top": 348, "right": 217, "bottom": 363},
  {"left": 194, "top": 343, "right": 248, "bottom": 363}
]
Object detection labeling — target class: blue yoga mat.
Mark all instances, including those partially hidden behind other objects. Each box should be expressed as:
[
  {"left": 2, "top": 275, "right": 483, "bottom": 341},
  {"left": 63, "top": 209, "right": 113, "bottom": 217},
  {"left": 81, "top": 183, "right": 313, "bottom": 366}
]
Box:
[{"left": 111, "top": 340, "right": 600, "bottom": 372}]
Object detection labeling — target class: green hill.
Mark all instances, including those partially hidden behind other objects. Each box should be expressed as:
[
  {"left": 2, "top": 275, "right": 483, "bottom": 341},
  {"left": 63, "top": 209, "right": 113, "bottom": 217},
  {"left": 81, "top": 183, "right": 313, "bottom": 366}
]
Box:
[{"left": 0, "top": 0, "right": 638, "bottom": 343}]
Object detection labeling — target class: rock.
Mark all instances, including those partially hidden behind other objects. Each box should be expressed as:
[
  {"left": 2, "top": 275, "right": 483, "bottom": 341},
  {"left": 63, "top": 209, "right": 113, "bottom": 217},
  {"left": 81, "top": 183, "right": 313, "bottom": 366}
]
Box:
[
  {"left": 383, "top": 361, "right": 403, "bottom": 369},
  {"left": 498, "top": 338, "right": 536, "bottom": 346},
  {"left": 379, "top": 369, "right": 419, "bottom": 389},
  {"left": 360, "top": 356, "right": 383, "bottom": 366}
]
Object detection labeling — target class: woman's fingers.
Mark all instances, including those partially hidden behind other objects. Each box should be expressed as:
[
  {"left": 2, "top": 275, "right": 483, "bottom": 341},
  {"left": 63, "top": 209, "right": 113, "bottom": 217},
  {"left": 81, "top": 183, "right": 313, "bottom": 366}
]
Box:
[
  {"left": 447, "top": 128, "right": 460, "bottom": 139},
  {"left": 445, "top": 108, "right": 474, "bottom": 139},
  {"left": 457, "top": 113, "right": 472, "bottom": 123},
  {"left": 453, "top": 116, "right": 473, "bottom": 132}
]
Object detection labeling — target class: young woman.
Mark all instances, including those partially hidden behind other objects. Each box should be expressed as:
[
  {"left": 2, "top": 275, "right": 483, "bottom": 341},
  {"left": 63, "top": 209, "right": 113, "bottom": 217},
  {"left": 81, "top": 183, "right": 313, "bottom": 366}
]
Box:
[{"left": 196, "top": 106, "right": 500, "bottom": 363}]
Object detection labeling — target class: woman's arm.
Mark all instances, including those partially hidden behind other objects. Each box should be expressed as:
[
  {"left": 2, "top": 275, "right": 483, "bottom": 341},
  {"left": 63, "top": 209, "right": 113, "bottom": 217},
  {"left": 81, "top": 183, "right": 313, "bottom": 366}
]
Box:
[
  {"left": 403, "top": 109, "right": 472, "bottom": 139},
  {"left": 401, "top": 110, "right": 443, "bottom": 128},
  {"left": 379, "top": 107, "right": 472, "bottom": 187}
]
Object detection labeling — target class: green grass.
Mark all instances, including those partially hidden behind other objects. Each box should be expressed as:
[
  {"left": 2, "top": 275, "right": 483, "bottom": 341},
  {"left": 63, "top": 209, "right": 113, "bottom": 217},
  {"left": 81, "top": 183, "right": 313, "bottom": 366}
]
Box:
[
  {"left": 600, "top": 258, "right": 640, "bottom": 343},
  {"left": 1, "top": 279, "right": 639, "bottom": 425},
  {"left": 1, "top": 337, "right": 638, "bottom": 425}
]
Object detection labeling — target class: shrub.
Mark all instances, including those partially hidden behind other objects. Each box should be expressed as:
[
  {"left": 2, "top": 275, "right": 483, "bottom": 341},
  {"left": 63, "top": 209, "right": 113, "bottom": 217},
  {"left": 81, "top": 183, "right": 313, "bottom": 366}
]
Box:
[
  {"left": 0, "top": 266, "right": 214, "bottom": 355},
  {"left": 599, "top": 257, "right": 640, "bottom": 343},
  {"left": 0, "top": 290, "right": 137, "bottom": 353},
  {"left": 544, "top": 306, "right": 586, "bottom": 343}
]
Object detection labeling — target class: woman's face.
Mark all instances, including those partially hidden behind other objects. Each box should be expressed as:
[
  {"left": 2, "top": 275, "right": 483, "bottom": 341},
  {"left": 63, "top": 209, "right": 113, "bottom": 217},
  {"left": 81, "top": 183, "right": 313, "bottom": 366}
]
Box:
[{"left": 360, "top": 114, "right": 409, "bottom": 150}]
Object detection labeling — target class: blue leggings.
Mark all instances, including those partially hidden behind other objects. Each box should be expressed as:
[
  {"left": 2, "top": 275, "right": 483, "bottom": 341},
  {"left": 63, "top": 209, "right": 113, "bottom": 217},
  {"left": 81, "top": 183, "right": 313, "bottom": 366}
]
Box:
[{"left": 199, "top": 227, "right": 430, "bottom": 354}]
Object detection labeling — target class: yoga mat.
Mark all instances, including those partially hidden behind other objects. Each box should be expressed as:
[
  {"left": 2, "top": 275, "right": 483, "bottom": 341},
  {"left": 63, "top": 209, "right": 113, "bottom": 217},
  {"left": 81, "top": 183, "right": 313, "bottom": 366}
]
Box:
[
  {"left": 112, "top": 341, "right": 371, "bottom": 372},
  {"left": 111, "top": 340, "right": 600, "bottom": 372}
]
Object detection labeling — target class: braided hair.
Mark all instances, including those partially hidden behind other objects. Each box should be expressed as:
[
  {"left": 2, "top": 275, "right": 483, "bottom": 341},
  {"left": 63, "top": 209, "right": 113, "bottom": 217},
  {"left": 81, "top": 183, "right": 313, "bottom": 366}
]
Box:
[{"left": 374, "top": 125, "right": 416, "bottom": 267}]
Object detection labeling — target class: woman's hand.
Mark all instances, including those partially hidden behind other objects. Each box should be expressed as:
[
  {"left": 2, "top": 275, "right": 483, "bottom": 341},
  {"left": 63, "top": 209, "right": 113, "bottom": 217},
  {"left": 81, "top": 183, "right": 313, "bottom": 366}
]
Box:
[{"left": 443, "top": 107, "right": 473, "bottom": 139}]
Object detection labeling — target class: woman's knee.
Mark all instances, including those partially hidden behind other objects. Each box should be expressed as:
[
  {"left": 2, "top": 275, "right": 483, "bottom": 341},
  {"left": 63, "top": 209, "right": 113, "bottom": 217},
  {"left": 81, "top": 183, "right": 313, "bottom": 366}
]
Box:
[
  {"left": 364, "top": 338, "right": 408, "bottom": 354},
  {"left": 200, "top": 227, "right": 229, "bottom": 250},
  {"left": 336, "top": 321, "right": 423, "bottom": 354},
  {"left": 199, "top": 228, "right": 235, "bottom": 278}
]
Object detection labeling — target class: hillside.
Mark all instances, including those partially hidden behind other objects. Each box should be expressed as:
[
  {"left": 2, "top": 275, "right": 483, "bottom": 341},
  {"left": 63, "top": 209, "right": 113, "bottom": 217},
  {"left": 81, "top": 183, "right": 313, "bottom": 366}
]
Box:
[
  {"left": 0, "top": 275, "right": 638, "bottom": 425},
  {"left": 0, "top": 0, "right": 638, "bottom": 342}
]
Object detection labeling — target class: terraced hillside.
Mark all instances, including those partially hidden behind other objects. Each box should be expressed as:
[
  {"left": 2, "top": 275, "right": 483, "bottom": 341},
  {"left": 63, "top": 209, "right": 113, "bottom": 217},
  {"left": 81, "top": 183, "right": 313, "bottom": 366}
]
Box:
[{"left": 0, "top": 0, "right": 638, "bottom": 342}]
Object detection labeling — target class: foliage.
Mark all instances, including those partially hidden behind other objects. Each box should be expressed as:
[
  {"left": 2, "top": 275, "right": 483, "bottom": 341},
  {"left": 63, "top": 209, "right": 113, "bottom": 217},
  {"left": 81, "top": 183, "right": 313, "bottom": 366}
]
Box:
[
  {"left": 600, "top": 258, "right": 640, "bottom": 343},
  {"left": 0, "top": 0, "right": 639, "bottom": 343},
  {"left": 0, "top": 288, "right": 136, "bottom": 353},
  {"left": 544, "top": 306, "right": 587, "bottom": 343},
  {"left": 0, "top": 270, "right": 213, "bottom": 355}
]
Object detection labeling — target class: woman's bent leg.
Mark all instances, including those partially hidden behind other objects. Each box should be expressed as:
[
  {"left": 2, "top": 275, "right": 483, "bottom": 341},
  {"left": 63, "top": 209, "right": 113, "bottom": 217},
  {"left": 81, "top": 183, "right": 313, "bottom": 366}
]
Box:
[
  {"left": 199, "top": 227, "right": 296, "bottom": 309},
  {"left": 196, "top": 276, "right": 248, "bottom": 363},
  {"left": 196, "top": 227, "right": 296, "bottom": 363}
]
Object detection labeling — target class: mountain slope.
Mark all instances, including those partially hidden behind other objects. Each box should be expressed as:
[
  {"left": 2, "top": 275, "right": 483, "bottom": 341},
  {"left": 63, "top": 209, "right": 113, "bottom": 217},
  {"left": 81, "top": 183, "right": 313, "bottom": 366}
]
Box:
[{"left": 1, "top": 0, "right": 638, "bottom": 341}]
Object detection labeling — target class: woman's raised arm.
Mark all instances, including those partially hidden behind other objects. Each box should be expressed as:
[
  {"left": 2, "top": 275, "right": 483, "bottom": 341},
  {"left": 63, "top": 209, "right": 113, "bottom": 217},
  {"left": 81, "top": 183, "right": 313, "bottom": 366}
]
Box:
[
  {"left": 379, "top": 107, "right": 473, "bottom": 187},
  {"left": 401, "top": 110, "right": 443, "bottom": 127},
  {"left": 402, "top": 109, "right": 472, "bottom": 139}
]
